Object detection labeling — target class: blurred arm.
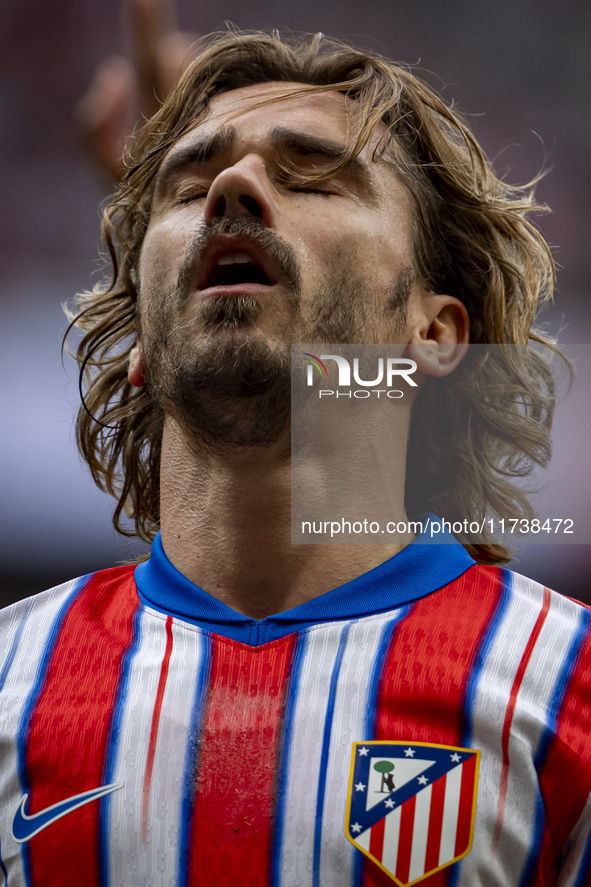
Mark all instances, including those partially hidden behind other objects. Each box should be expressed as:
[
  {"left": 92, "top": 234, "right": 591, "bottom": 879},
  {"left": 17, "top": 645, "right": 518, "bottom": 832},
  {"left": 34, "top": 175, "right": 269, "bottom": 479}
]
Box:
[{"left": 76, "top": 0, "right": 197, "bottom": 181}]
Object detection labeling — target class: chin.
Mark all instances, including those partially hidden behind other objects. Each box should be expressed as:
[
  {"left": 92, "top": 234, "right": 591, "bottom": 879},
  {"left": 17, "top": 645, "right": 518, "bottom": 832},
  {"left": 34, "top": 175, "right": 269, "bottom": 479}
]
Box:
[
  {"left": 145, "top": 328, "right": 292, "bottom": 451},
  {"left": 200, "top": 293, "right": 264, "bottom": 330}
]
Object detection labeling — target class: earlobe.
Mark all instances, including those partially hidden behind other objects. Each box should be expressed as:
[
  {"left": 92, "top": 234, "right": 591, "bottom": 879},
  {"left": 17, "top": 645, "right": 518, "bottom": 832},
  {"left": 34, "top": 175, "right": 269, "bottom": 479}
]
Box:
[
  {"left": 407, "top": 296, "right": 470, "bottom": 378},
  {"left": 128, "top": 344, "right": 145, "bottom": 388}
]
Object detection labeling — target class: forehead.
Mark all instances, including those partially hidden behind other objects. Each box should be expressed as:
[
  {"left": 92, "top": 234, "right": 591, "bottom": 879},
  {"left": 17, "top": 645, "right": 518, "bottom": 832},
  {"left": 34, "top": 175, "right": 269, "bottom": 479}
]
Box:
[{"left": 168, "top": 82, "right": 371, "bottom": 154}]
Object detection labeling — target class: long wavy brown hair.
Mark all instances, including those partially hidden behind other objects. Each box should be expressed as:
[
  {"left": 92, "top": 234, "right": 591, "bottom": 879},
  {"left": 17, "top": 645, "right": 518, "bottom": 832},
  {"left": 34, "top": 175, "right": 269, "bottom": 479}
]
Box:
[{"left": 66, "top": 29, "right": 561, "bottom": 563}]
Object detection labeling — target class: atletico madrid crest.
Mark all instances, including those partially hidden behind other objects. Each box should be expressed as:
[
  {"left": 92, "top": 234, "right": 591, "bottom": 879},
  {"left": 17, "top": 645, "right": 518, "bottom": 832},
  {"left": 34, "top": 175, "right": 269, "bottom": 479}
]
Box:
[{"left": 345, "top": 741, "right": 480, "bottom": 885}]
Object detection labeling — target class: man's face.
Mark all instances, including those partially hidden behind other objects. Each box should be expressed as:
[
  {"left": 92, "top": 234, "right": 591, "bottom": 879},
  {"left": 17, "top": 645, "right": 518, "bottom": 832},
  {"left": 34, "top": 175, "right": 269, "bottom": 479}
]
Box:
[{"left": 136, "top": 83, "right": 418, "bottom": 448}]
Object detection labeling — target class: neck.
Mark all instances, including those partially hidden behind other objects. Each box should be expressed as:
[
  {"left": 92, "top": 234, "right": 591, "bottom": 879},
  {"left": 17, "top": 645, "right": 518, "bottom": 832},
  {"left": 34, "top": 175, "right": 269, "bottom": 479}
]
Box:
[{"left": 159, "top": 413, "right": 413, "bottom": 619}]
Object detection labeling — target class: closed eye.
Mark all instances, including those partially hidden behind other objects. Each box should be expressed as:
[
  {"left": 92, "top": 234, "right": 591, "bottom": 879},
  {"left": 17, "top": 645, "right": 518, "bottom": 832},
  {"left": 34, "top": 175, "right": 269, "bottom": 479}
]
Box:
[
  {"left": 290, "top": 187, "right": 333, "bottom": 196},
  {"left": 178, "top": 190, "right": 208, "bottom": 204}
]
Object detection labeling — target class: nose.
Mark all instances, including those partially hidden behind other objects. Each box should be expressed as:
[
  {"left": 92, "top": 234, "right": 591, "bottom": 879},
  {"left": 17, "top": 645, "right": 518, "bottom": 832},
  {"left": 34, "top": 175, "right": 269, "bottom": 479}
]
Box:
[{"left": 203, "top": 155, "right": 276, "bottom": 228}]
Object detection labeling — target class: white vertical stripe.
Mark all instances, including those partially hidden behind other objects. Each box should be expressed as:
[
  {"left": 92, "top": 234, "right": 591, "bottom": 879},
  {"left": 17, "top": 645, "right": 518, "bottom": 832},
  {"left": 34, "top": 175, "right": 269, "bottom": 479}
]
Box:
[
  {"left": 319, "top": 615, "right": 395, "bottom": 887},
  {"left": 381, "top": 805, "right": 402, "bottom": 875},
  {"left": 458, "top": 575, "right": 588, "bottom": 887},
  {"left": 458, "top": 573, "right": 544, "bottom": 886},
  {"left": 0, "top": 579, "right": 82, "bottom": 887},
  {"left": 107, "top": 608, "right": 167, "bottom": 887},
  {"left": 278, "top": 622, "right": 346, "bottom": 887},
  {"left": 439, "top": 764, "right": 462, "bottom": 865},
  {"left": 141, "top": 618, "right": 204, "bottom": 883},
  {"left": 106, "top": 610, "right": 205, "bottom": 887},
  {"left": 499, "top": 588, "right": 587, "bottom": 872},
  {"left": 0, "top": 602, "right": 28, "bottom": 678},
  {"left": 409, "top": 784, "right": 432, "bottom": 881}
]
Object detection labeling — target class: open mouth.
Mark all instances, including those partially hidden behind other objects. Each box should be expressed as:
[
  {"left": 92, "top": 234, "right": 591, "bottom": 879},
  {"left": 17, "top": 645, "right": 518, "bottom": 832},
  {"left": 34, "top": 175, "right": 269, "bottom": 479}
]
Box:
[
  {"left": 197, "top": 235, "right": 280, "bottom": 293},
  {"left": 207, "top": 253, "right": 272, "bottom": 288}
]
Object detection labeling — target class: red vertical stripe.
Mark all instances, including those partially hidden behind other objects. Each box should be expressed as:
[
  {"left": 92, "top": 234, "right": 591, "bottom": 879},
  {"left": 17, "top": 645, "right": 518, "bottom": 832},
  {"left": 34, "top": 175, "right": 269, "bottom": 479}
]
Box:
[
  {"left": 24, "top": 567, "right": 139, "bottom": 887},
  {"left": 424, "top": 773, "right": 447, "bottom": 872},
  {"left": 141, "top": 614, "right": 174, "bottom": 840},
  {"left": 369, "top": 814, "right": 386, "bottom": 863},
  {"left": 395, "top": 793, "right": 416, "bottom": 885},
  {"left": 363, "top": 566, "right": 503, "bottom": 887},
  {"left": 373, "top": 567, "right": 504, "bottom": 745},
  {"left": 188, "top": 634, "right": 297, "bottom": 886},
  {"left": 492, "top": 586, "right": 551, "bottom": 851},
  {"left": 455, "top": 755, "right": 477, "bottom": 857}
]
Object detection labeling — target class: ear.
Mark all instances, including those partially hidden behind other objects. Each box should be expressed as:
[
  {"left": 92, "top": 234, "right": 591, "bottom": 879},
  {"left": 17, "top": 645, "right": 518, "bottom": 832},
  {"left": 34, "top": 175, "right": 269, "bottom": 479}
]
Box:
[
  {"left": 406, "top": 294, "right": 469, "bottom": 378},
  {"left": 128, "top": 344, "right": 145, "bottom": 387}
]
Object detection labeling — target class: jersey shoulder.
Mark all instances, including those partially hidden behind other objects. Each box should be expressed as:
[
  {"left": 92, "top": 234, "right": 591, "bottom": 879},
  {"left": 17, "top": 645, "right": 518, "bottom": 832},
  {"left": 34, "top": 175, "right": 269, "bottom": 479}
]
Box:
[
  {"left": 0, "top": 564, "right": 136, "bottom": 617},
  {"left": 0, "top": 565, "right": 138, "bottom": 671},
  {"left": 467, "top": 561, "right": 589, "bottom": 611}
]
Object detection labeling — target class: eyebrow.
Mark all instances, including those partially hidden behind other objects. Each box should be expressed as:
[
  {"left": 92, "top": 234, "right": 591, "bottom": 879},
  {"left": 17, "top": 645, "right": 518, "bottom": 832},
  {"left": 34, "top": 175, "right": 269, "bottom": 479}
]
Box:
[
  {"left": 155, "top": 126, "right": 238, "bottom": 190},
  {"left": 155, "top": 123, "right": 373, "bottom": 193},
  {"left": 270, "top": 127, "right": 368, "bottom": 171}
]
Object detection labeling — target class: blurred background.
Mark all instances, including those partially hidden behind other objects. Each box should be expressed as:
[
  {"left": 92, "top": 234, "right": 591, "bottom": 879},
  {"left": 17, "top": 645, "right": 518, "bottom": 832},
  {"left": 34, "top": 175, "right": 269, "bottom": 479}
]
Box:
[{"left": 1, "top": 0, "right": 590, "bottom": 607}]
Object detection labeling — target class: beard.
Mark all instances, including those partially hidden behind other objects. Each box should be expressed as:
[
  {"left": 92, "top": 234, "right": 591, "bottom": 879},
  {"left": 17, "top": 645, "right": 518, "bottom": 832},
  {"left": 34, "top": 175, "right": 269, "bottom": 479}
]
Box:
[
  {"left": 138, "top": 218, "right": 413, "bottom": 453},
  {"left": 153, "top": 316, "right": 294, "bottom": 453}
]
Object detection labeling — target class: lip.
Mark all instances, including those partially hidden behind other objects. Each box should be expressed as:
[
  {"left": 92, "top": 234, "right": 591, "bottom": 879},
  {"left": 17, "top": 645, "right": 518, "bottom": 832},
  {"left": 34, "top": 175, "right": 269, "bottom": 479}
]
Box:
[
  {"left": 196, "top": 233, "right": 279, "bottom": 297},
  {"left": 198, "top": 282, "right": 279, "bottom": 299}
]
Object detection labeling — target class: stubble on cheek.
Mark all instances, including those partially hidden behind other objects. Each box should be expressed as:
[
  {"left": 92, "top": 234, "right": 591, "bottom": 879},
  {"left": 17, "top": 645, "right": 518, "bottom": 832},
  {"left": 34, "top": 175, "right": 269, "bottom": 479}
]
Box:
[{"left": 303, "top": 240, "right": 413, "bottom": 345}]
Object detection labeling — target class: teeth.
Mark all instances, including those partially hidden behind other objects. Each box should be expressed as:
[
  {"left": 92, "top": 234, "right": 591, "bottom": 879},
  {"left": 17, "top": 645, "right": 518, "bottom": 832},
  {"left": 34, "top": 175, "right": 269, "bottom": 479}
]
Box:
[{"left": 217, "top": 253, "right": 253, "bottom": 266}]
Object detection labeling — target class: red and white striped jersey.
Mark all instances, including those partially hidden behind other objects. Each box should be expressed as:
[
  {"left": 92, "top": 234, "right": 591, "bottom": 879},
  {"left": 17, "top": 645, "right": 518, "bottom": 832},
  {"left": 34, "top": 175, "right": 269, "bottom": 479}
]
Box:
[{"left": 1, "top": 523, "right": 590, "bottom": 887}]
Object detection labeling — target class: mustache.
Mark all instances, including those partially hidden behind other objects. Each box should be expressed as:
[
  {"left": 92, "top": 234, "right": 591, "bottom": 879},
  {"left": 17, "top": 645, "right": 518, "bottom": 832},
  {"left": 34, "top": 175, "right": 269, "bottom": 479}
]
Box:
[{"left": 175, "top": 216, "right": 302, "bottom": 305}]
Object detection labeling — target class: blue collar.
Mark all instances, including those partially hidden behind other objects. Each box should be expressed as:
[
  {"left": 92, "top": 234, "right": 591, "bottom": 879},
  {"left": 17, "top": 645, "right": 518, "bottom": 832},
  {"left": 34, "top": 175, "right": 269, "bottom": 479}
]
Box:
[{"left": 134, "top": 516, "right": 474, "bottom": 646}]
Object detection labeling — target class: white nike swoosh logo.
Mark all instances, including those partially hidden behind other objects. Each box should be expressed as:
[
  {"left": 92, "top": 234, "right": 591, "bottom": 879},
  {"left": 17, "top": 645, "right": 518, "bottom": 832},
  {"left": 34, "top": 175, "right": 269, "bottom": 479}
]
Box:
[{"left": 12, "top": 783, "right": 123, "bottom": 843}]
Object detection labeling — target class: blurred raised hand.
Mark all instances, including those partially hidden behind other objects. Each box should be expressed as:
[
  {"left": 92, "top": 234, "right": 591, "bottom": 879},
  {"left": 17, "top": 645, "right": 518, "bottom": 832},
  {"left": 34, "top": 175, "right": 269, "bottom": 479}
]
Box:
[{"left": 76, "top": 0, "right": 197, "bottom": 181}]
